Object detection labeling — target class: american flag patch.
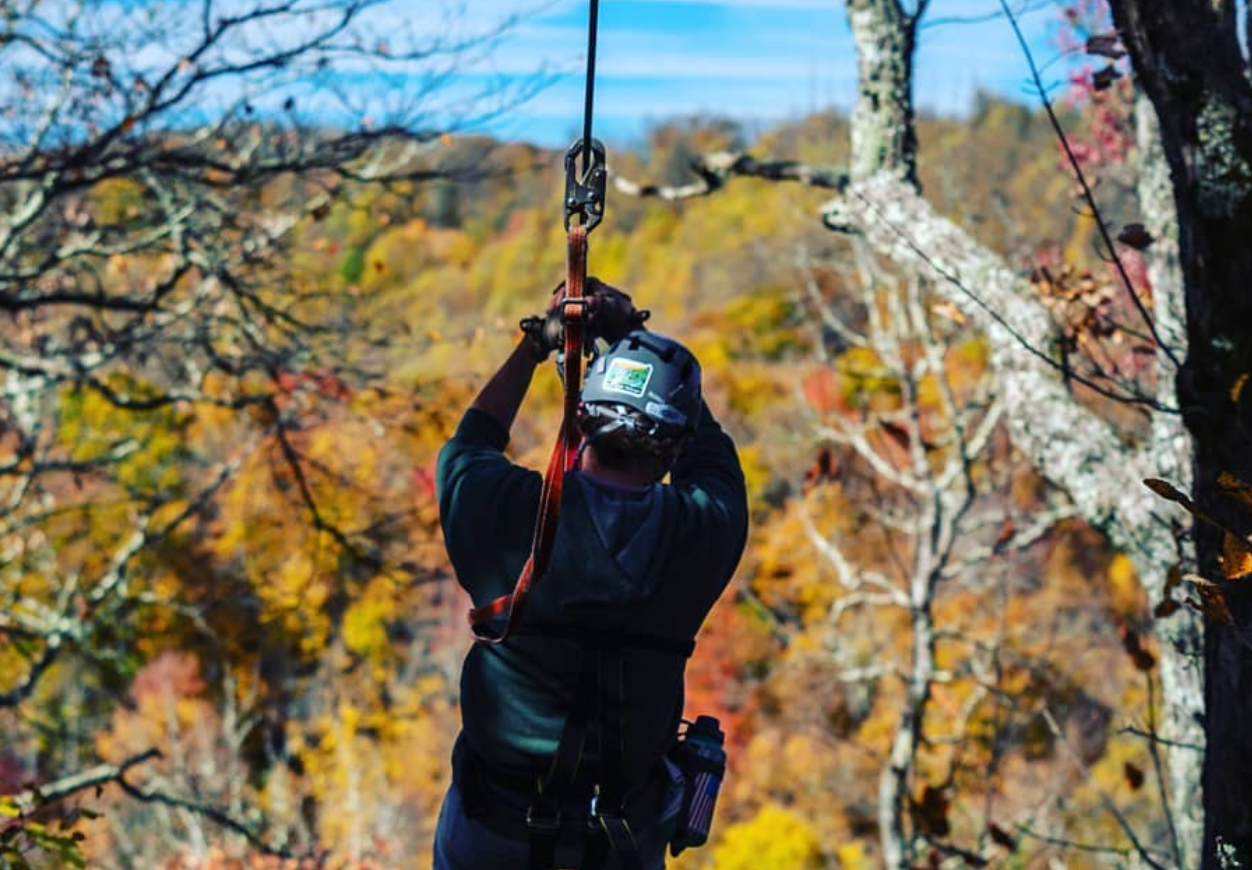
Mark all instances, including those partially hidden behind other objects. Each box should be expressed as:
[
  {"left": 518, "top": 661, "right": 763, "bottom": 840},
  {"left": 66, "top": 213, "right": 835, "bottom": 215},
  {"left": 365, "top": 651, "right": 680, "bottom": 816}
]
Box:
[{"left": 688, "top": 772, "right": 718, "bottom": 837}]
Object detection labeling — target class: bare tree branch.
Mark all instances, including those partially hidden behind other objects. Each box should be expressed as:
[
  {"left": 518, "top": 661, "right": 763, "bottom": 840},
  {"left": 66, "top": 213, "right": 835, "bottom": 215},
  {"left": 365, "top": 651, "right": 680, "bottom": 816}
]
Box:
[
  {"left": 613, "top": 152, "right": 847, "bottom": 202},
  {"left": 5, "top": 750, "right": 162, "bottom": 816}
]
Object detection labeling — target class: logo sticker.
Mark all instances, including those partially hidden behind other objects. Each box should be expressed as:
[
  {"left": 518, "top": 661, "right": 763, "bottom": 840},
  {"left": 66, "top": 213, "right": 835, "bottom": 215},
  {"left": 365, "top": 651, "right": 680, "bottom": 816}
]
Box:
[{"left": 602, "top": 358, "right": 653, "bottom": 397}]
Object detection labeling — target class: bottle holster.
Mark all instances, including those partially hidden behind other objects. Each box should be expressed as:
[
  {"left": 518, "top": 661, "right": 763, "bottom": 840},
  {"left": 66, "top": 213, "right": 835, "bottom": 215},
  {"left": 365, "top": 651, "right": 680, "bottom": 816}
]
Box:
[{"left": 667, "top": 718, "right": 728, "bottom": 856}]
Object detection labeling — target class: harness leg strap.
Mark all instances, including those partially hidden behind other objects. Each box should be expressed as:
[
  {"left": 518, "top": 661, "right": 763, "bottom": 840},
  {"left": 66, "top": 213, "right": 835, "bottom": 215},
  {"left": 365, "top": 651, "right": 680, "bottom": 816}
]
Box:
[{"left": 527, "top": 648, "right": 598, "bottom": 869}]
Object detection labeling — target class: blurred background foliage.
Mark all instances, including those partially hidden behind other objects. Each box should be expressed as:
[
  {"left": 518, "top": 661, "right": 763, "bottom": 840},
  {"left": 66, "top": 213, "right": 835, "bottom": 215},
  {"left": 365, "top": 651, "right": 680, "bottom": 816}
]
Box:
[{"left": 0, "top": 60, "right": 1172, "bottom": 869}]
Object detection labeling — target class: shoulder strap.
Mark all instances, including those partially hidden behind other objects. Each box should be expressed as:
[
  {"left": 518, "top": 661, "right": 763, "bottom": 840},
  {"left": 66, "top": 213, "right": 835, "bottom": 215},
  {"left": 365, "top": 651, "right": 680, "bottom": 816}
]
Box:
[{"left": 468, "top": 225, "right": 589, "bottom": 644}]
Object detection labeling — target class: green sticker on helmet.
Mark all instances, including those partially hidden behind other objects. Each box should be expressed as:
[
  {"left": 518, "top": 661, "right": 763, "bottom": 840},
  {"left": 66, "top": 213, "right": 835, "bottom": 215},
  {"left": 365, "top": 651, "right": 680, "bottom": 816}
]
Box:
[{"left": 602, "top": 358, "right": 653, "bottom": 398}]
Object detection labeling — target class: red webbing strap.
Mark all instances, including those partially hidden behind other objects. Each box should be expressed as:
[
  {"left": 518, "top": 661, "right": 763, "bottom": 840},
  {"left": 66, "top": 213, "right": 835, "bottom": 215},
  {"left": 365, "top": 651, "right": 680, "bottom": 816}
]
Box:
[{"left": 468, "top": 225, "right": 588, "bottom": 643}]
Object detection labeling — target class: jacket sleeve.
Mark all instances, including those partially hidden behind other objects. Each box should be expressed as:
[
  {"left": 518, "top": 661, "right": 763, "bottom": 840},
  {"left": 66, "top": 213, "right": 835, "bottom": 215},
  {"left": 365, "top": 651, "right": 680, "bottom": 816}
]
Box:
[
  {"left": 668, "top": 402, "right": 749, "bottom": 590},
  {"left": 436, "top": 408, "right": 541, "bottom": 604}
]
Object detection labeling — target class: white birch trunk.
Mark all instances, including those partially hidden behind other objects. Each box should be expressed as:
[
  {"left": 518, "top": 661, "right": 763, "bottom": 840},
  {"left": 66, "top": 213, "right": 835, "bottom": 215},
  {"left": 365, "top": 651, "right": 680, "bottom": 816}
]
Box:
[{"left": 824, "top": 172, "right": 1200, "bottom": 863}]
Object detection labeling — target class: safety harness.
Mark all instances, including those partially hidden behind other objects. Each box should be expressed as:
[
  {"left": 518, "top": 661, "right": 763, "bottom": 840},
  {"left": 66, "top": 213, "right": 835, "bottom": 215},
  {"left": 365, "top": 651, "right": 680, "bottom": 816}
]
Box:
[{"left": 457, "top": 625, "right": 693, "bottom": 870}]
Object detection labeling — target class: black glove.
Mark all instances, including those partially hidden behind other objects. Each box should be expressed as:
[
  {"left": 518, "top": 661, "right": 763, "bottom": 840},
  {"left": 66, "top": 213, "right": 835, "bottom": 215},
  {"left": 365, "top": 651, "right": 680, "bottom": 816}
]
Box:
[
  {"left": 585, "top": 277, "right": 649, "bottom": 345},
  {"left": 520, "top": 278, "right": 649, "bottom": 361},
  {"left": 519, "top": 283, "right": 568, "bottom": 361}
]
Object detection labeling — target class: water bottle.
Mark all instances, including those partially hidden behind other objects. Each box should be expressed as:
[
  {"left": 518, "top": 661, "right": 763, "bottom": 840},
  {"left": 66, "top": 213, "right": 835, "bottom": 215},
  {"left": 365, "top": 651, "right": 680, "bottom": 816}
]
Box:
[{"left": 670, "top": 715, "right": 727, "bottom": 856}]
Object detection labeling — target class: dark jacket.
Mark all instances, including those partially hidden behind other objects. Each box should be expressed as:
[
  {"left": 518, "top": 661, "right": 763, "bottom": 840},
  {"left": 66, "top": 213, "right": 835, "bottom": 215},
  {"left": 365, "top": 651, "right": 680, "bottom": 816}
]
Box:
[{"left": 437, "top": 402, "right": 748, "bottom": 791}]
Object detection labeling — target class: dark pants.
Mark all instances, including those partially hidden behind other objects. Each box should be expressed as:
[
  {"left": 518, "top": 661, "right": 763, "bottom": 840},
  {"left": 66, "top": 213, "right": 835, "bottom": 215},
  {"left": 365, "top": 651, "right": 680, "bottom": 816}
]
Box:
[{"left": 432, "top": 769, "right": 682, "bottom": 870}]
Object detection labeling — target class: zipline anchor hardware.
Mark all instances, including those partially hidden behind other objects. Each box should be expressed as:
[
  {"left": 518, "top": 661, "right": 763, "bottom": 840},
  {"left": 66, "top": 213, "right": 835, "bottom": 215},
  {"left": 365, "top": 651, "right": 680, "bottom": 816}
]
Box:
[{"left": 564, "top": 138, "right": 607, "bottom": 233}]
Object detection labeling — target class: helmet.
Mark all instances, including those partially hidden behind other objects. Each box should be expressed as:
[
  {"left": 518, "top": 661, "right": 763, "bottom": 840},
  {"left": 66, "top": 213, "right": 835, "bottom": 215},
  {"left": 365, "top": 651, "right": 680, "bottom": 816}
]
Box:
[{"left": 580, "top": 330, "right": 702, "bottom": 439}]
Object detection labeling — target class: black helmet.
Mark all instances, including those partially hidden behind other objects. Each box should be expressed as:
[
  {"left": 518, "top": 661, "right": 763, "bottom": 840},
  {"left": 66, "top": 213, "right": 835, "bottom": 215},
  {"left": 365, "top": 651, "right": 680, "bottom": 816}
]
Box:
[{"left": 581, "top": 330, "right": 702, "bottom": 439}]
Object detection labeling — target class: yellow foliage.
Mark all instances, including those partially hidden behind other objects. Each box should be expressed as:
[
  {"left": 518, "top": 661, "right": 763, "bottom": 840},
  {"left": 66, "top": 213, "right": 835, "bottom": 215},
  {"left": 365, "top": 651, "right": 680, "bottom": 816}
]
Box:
[
  {"left": 836, "top": 841, "right": 872, "bottom": 870},
  {"left": 9, "top": 110, "right": 1169, "bottom": 868},
  {"left": 91, "top": 177, "right": 147, "bottom": 225},
  {"left": 835, "top": 346, "right": 900, "bottom": 406},
  {"left": 1107, "top": 552, "right": 1147, "bottom": 618},
  {"left": 708, "top": 804, "right": 823, "bottom": 870},
  {"left": 736, "top": 445, "right": 773, "bottom": 515},
  {"left": 343, "top": 594, "right": 392, "bottom": 659}
]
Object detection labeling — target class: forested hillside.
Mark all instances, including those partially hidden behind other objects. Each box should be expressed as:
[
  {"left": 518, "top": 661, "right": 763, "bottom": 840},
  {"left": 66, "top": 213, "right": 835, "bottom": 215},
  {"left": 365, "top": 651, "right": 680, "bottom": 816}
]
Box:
[{"left": 1, "top": 81, "right": 1185, "bottom": 869}]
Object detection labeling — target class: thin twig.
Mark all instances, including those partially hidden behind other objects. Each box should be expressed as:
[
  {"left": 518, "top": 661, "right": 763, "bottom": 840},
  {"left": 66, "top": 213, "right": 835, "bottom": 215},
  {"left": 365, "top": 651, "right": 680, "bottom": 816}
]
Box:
[
  {"left": 116, "top": 775, "right": 292, "bottom": 859},
  {"left": 1145, "top": 672, "right": 1184, "bottom": 868},
  {"left": 1017, "top": 825, "right": 1135, "bottom": 857},
  {"left": 997, "top": 0, "right": 1182, "bottom": 370},
  {"left": 1040, "top": 707, "right": 1169, "bottom": 870},
  {"left": 1117, "top": 727, "right": 1203, "bottom": 752}
]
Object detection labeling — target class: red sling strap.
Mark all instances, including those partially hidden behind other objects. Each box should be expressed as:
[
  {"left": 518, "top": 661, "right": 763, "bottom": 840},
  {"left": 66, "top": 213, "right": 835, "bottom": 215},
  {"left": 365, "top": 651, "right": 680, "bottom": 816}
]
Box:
[{"left": 467, "top": 225, "right": 588, "bottom": 644}]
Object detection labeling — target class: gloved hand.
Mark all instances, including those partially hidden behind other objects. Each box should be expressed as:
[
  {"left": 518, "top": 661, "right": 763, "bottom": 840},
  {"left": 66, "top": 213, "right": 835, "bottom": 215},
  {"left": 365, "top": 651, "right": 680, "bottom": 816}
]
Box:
[
  {"left": 519, "top": 282, "right": 569, "bottom": 361},
  {"left": 520, "top": 278, "right": 649, "bottom": 360},
  {"left": 585, "top": 277, "right": 649, "bottom": 345}
]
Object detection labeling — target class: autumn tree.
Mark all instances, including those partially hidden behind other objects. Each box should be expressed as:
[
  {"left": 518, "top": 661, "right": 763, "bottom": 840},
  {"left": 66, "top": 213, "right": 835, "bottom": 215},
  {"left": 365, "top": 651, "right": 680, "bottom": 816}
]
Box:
[
  {"left": 0, "top": 1, "right": 520, "bottom": 864},
  {"left": 616, "top": 0, "right": 1204, "bottom": 862},
  {"left": 794, "top": 245, "right": 1041, "bottom": 865}
]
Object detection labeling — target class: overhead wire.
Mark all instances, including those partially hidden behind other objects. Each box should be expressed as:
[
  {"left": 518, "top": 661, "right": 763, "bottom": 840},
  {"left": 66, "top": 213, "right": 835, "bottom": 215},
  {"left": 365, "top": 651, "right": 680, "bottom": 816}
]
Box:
[{"left": 581, "top": 0, "right": 600, "bottom": 174}]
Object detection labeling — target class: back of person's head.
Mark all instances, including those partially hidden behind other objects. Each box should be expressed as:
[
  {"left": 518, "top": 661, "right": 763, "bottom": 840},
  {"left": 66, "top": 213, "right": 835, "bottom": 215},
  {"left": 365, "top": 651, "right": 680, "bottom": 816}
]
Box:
[{"left": 578, "top": 330, "right": 702, "bottom": 475}]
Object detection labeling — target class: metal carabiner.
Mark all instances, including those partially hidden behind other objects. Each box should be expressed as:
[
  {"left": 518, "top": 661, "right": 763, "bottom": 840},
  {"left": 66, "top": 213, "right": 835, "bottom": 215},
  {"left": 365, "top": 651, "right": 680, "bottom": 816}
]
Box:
[{"left": 564, "top": 137, "right": 607, "bottom": 233}]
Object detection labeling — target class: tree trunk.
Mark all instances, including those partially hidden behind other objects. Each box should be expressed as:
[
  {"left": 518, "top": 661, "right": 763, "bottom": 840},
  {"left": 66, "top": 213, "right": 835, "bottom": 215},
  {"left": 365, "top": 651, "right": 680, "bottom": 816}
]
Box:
[
  {"left": 1108, "top": 2, "right": 1252, "bottom": 865},
  {"left": 846, "top": 0, "right": 919, "bottom": 186},
  {"left": 1137, "top": 93, "right": 1205, "bottom": 868},
  {"left": 879, "top": 588, "right": 935, "bottom": 870}
]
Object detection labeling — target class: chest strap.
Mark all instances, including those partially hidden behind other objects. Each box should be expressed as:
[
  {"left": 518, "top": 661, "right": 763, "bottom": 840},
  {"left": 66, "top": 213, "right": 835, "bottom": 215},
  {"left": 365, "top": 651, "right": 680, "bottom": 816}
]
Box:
[{"left": 509, "top": 623, "right": 695, "bottom": 659}]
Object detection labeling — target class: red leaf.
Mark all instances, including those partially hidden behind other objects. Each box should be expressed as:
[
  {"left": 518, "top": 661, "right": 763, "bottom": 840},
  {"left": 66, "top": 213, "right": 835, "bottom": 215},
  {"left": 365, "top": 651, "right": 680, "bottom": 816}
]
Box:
[{"left": 994, "top": 518, "right": 1017, "bottom": 549}]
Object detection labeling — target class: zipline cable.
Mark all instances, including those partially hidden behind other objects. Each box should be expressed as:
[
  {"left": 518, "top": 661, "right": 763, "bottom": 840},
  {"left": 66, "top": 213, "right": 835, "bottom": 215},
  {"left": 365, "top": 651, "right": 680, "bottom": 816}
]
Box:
[{"left": 581, "top": 0, "right": 600, "bottom": 175}]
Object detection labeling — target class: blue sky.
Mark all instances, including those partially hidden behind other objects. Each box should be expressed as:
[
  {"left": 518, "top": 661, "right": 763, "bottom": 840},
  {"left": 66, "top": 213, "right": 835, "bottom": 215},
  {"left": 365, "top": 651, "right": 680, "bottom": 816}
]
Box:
[
  {"left": 25, "top": 0, "right": 1205, "bottom": 150},
  {"left": 463, "top": 0, "right": 1073, "bottom": 147}
]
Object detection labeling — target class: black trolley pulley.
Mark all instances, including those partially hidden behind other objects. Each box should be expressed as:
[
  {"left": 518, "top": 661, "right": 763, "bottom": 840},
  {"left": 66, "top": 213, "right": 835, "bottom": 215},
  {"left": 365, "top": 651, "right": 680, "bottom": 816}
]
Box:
[
  {"left": 563, "top": 0, "right": 605, "bottom": 233},
  {"left": 564, "top": 138, "right": 607, "bottom": 232}
]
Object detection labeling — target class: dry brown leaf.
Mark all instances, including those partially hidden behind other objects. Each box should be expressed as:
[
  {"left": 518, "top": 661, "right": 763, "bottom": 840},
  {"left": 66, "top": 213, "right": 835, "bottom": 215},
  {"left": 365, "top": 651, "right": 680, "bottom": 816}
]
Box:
[
  {"left": 1184, "top": 574, "right": 1234, "bottom": 624},
  {"left": 1154, "top": 598, "right": 1182, "bottom": 618},
  {"left": 1093, "top": 65, "right": 1121, "bottom": 91},
  {"left": 1166, "top": 563, "right": 1183, "bottom": 589},
  {"left": 1144, "top": 478, "right": 1192, "bottom": 507},
  {"left": 1124, "top": 762, "right": 1145, "bottom": 791},
  {"left": 994, "top": 518, "right": 1017, "bottom": 549},
  {"left": 988, "top": 823, "right": 1017, "bottom": 851},
  {"left": 1086, "top": 34, "right": 1127, "bottom": 59},
  {"left": 1144, "top": 478, "right": 1225, "bottom": 529},
  {"left": 912, "top": 785, "right": 951, "bottom": 837},
  {"left": 1118, "top": 223, "right": 1154, "bottom": 250},
  {"left": 1121, "top": 627, "right": 1156, "bottom": 671},
  {"left": 932, "top": 300, "right": 966, "bottom": 324},
  {"left": 1232, "top": 373, "right": 1249, "bottom": 403},
  {"left": 1217, "top": 472, "right": 1252, "bottom": 510},
  {"left": 1221, "top": 533, "right": 1252, "bottom": 580}
]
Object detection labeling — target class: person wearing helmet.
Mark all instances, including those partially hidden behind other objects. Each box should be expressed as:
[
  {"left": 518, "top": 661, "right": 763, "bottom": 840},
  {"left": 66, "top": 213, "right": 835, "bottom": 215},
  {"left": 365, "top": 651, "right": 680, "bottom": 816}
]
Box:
[{"left": 433, "top": 279, "right": 748, "bottom": 870}]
